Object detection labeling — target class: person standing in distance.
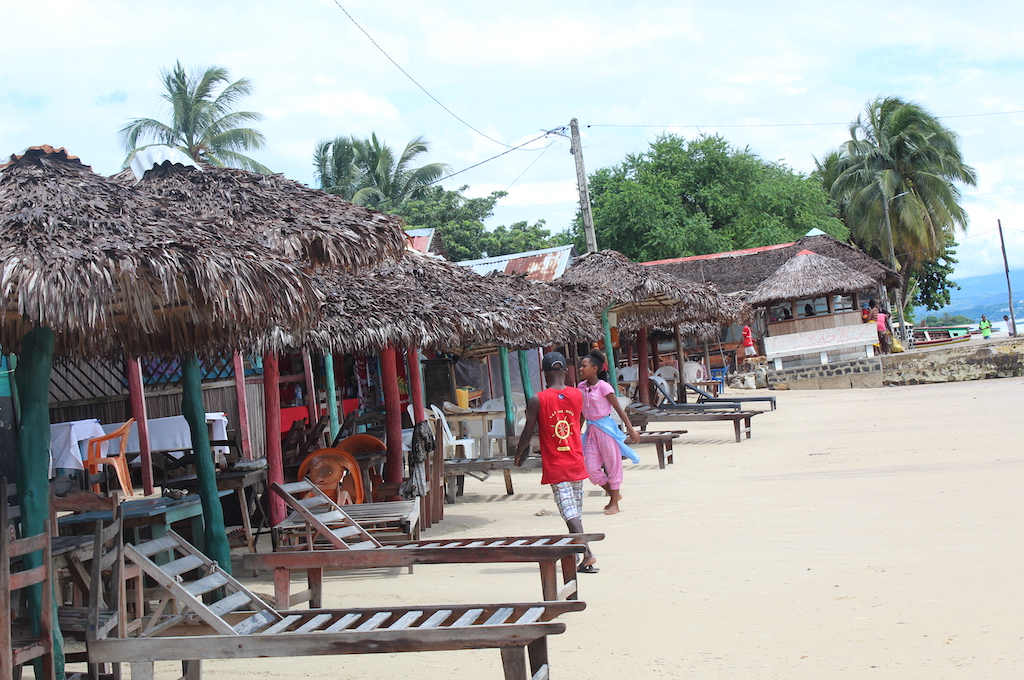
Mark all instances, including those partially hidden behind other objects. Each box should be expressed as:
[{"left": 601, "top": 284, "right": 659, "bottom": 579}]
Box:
[{"left": 514, "top": 351, "right": 598, "bottom": 573}]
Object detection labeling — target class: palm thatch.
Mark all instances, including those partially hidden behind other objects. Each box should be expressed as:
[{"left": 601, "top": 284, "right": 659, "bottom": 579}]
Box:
[
  {"left": 746, "top": 249, "right": 877, "bottom": 306},
  {"left": 112, "top": 151, "right": 407, "bottom": 271},
  {"left": 559, "top": 250, "right": 734, "bottom": 326},
  {"left": 263, "top": 250, "right": 577, "bottom": 355},
  {"left": 0, "top": 147, "right": 320, "bottom": 358},
  {"left": 650, "top": 233, "right": 899, "bottom": 294},
  {"left": 484, "top": 273, "right": 604, "bottom": 347}
]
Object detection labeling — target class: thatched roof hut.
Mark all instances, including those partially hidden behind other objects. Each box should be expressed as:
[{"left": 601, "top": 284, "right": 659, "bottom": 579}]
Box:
[
  {"left": 649, "top": 233, "right": 899, "bottom": 295},
  {"left": 265, "top": 250, "right": 586, "bottom": 355},
  {"left": 558, "top": 249, "right": 733, "bottom": 326},
  {"left": 112, "top": 149, "right": 407, "bottom": 271},
  {"left": 746, "top": 249, "right": 878, "bottom": 307},
  {"left": 484, "top": 273, "right": 604, "bottom": 347},
  {"left": 0, "top": 147, "right": 320, "bottom": 357}
]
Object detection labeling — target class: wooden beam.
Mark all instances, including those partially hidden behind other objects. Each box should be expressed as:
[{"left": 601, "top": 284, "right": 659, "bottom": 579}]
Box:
[{"left": 126, "top": 357, "right": 154, "bottom": 494}]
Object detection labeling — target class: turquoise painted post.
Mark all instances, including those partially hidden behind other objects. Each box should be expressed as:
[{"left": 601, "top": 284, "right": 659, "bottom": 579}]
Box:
[
  {"left": 497, "top": 347, "right": 515, "bottom": 438},
  {"left": 180, "top": 356, "right": 231, "bottom": 573},
  {"left": 13, "top": 328, "right": 64, "bottom": 673},
  {"left": 603, "top": 309, "right": 618, "bottom": 392},
  {"left": 323, "top": 352, "right": 340, "bottom": 441},
  {"left": 517, "top": 350, "right": 534, "bottom": 400}
]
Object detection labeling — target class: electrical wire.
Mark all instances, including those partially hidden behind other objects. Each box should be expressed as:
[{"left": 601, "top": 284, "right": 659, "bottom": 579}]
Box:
[
  {"left": 505, "top": 140, "right": 556, "bottom": 190},
  {"left": 426, "top": 131, "right": 558, "bottom": 186},
  {"left": 330, "top": 1, "right": 513, "bottom": 149}
]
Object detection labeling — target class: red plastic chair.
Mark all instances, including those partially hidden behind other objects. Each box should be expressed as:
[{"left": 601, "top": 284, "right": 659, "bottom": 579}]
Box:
[{"left": 85, "top": 418, "right": 136, "bottom": 497}]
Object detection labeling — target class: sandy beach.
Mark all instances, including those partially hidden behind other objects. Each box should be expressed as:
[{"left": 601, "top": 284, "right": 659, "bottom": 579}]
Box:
[{"left": 186, "top": 378, "right": 1024, "bottom": 680}]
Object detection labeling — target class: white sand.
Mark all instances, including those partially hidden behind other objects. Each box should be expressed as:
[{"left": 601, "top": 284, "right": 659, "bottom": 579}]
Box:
[{"left": 197, "top": 379, "right": 1024, "bottom": 679}]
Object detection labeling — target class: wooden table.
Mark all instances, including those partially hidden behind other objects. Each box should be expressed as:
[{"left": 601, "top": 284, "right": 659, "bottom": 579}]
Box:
[
  {"left": 57, "top": 494, "right": 225, "bottom": 550},
  {"left": 165, "top": 469, "right": 268, "bottom": 554},
  {"left": 442, "top": 408, "right": 505, "bottom": 458}
]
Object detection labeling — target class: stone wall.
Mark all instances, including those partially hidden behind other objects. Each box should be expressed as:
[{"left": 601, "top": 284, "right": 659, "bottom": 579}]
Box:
[{"left": 765, "top": 338, "right": 1024, "bottom": 390}]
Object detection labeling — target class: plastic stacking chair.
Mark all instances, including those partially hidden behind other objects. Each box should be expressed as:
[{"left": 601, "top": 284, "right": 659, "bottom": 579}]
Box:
[
  {"left": 85, "top": 418, "right": 136, "bottom": 497},
  {"left": 429, "top": 405, "right": 477, "bottom": 460}
]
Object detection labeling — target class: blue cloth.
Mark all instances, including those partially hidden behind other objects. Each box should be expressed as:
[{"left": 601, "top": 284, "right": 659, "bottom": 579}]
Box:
[{"left": 582, "top": 415, "right": 640, "bottom": 464}]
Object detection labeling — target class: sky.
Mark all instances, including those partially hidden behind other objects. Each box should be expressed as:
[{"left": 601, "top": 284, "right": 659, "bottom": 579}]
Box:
[{"left": 2, "top": 0, "right": 1023, "bottom": 280}]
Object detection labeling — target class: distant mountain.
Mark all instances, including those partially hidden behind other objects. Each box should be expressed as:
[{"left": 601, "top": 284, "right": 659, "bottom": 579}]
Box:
[{"left": 914, "top": 269, "right": 1024, "bottom": 322}]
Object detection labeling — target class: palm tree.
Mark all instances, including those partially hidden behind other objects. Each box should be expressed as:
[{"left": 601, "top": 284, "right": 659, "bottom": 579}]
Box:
[
  {"left": 825, "top": 96, "right": 977, "bottom": 318},
  {"left": 120, "top": 61, "right": 270, "bottom": 173},
  {"left": 314, "top": 134, "right": 448, "bottom": 208}
]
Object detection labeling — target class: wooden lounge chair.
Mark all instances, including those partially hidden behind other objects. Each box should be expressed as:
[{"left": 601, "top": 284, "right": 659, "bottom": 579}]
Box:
[
  {"left": 649, "top": 376, "right": 744, "bottom": 411},
  {"left": 684, "top": 382, "right": 776, "bottom": 411},
  {"left": 89, "top": 530, "right": 586, "bottom": 680},
  {"left": 626, "top": 403, "right": 764, "bottom": 443},
  {"left": 258, "top": 480, "right": 600, "bottom": 607}
]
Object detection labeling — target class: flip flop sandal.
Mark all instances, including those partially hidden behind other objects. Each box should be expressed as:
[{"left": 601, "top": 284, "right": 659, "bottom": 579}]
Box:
[{"left": 577, "top": 563, "right": 600, "bottom": 574}]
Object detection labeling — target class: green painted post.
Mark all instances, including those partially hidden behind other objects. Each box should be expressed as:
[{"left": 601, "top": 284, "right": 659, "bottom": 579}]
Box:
[
  {"left": 13, "top": 327, "right": 64, "bottom": 673},
  {"left": 517, "top": 350, "right": 534, "bottom": 400},
  {"left": 180, "top": 356, "right": 231, "bottom": 573},
  {"left": 498, "top": 347, "right": 515, "bottom": 438},
  {"left": 603, "top": 309, "right": 618, "bottom": 392},
  {"left": 323, "top": 352, "right": 340, "bottom": 441}
]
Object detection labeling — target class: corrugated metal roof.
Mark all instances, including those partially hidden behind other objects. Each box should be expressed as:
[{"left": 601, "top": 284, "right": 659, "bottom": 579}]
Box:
[
  {"left": 457, "top": 245, "right": 577, "bottom": 282},
  {"left": 404, "top": 227, "right": 447, "bottom": 257},
  {"left": 1, "top": 145, "right": 85, "bottom": 169}
]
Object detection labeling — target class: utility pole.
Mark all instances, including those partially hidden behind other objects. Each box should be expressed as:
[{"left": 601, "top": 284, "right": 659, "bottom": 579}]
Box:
[
  {"left": 998, "top": 219, "right": 1017, "bottom": 336},
  {"left": 569, "top": 118, "right": 598, "bottom": 253}
]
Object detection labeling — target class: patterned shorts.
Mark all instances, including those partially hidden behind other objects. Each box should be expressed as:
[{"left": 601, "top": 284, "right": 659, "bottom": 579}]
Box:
[{"left": 550, "top": 480, "right": 585, "bottom": 522}]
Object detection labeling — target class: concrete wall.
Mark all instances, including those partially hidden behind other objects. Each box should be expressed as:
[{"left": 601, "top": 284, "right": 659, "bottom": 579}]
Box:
[{"left": 765, "top": 338, "right": 1024, "bottom": 390}]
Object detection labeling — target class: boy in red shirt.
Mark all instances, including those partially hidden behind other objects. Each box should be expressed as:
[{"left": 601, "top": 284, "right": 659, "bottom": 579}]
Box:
[{"left": 514, "top": 351, "right": 598, "bottom": 573}]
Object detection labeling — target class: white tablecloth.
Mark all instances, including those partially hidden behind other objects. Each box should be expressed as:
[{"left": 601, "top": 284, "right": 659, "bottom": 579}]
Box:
[
  {"left": 50, "top": 418, "right": 107, "bottom": 472},
  {"left": 101, "top": 413, "right": 229, "bottom": 462}
]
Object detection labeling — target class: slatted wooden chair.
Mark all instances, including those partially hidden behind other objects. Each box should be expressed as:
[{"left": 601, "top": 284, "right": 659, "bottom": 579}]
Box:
[
  {"left": 94, "top": 530, "right": 586, "bottom": 680},
  {"left": 2, "top": 478, "right": 56, "bottom": 680}
]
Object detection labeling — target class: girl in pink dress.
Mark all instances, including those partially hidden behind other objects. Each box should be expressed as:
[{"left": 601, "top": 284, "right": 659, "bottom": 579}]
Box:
[{"left": 577, "top": 350, "right": 640, "bottom": 514}]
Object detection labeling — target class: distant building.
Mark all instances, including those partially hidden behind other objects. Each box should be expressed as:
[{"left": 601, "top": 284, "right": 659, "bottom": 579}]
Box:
[{"left": 457, "top": 245, "right": 578, "bottom": 282}]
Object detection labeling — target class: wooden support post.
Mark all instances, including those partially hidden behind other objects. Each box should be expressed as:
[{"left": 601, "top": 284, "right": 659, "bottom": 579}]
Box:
[
  {"left": 302, "top": 349, "right": 318, "bottom": 426},
  {"left": 231, "top": 353, "right": 252, "bottom": 460},
  {"left": 263, "top": 352, "right": 285, "bottom": 526},
  {"left": 602, "top": 310, "right": 618, "bottom": 392},
  {"left": 323, "top": 353, "right": 340, "bottom": 442},
  {"left": 407, "top": 346, "right": 426, "bottom": 424},
  {"left": 380, "top": 346, "right": 404, "bottom": 486},
  {"left": 517, "top": 350, "right": 534, "bottom": 401},
  {"left": 673, "top": 325, "right": 685, "bottom": 402},
  {"left": 126, "top": 357, "right": 154, "bottom": 494},
  {"left": 498, "top": 347, "right": 515, "bottom": 440},
  {"left": 181, "top": 356, "right": 231, "bottom": 573},
  {"left": 637, "top": 326, "right": 651, "bottom": 405},
  {"left": 650, "top": 336, "right": 661, "bottom": 371}
]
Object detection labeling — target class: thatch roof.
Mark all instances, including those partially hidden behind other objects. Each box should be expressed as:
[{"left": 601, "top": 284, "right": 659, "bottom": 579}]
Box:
[
  {"left": 558, "top": 249, "right": 735, "bottom": 326},
  {"left": 112, "top": 155, "right": 407, "bottom": 271},
  {"left": 649, "top": 233, "right": 899, "bottom": 294},
  {"left": 484, "top": 273, "right": 604, "bottom": 347},
  {"left": 746, "top": 249, "right": 878, "bottom": 306},
  {"left": 264, "top": 250, "right": 587, "bottom": 355},
  {"left": 0, "top": 147, "right": 319, "bottom": 357}
]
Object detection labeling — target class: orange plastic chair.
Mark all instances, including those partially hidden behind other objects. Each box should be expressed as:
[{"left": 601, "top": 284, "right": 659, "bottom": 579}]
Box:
[
  {"left": 85, "top": 418, "right": 136, "bottom": 497},
  {"left": 297, "top": 447, "right": 367, "bottom": 505}
]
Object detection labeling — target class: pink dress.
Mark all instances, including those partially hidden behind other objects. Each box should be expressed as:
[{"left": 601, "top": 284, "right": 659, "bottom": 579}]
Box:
[{"left": 577, "top": 380, "right": 623, "bottom": 489}]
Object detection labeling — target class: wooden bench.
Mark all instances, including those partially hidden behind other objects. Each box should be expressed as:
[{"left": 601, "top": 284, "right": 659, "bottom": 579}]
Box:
[
  {"left": 90, "top": 531, "right": 586, "bottom": 680},
  {"left": 443, "top": 457, "right": 542, "bottom": 502},
  {"left": 635, "top": 430, "right": 686, "bottom": 468}
]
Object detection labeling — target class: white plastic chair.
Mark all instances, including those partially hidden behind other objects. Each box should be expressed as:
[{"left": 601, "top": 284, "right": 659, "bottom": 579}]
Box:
[
  {"left": 682, "top": 361, "right": 708, "bottom": 383},
  {"left": 429, "top": 404, "right": 477, "bottom": 460},
  {"left": 618, "top": 365, "right": 639, "bottom": 382},
  {"left": 654, "top": 365, "right": 679, "bottom": 401},
  {"left": 478, "top": 398, "right": 523, "bottom": 457},
  {"left": 610, "top": 395, "right": 632, "bottom": 429}
]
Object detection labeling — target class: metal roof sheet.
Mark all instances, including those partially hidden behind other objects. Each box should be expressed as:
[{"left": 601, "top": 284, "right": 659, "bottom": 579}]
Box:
[{"left": 456, "top": 245, "right": 576, "bottom": 282}]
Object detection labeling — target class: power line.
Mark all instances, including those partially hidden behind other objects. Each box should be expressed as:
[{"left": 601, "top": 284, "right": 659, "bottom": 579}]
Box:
[
  {"left": 505, "top": 140, "right": 556, "bottom": 190},
  {"left": 585, "top": 108, "right": 1024, "bottom": 131},
  {"left": 330, "top": 1, "right": 513, "bottom": 149},
  {"left": 427, "top": 131, "right": 559, "bottom": 186}
]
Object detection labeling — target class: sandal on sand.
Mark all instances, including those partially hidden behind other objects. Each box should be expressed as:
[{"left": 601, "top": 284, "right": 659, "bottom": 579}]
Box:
[{"left": 577, "top": 563, "right": 600, "bottom": 574}]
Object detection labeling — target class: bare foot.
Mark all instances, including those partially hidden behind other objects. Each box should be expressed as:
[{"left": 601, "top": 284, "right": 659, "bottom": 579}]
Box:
[{"left": 604, "top": 504, "right": 620, "bottom": 515}]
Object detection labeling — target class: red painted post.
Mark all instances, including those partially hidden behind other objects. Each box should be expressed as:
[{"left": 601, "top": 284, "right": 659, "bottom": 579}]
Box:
[
  {"left": 650, "top": 336, "right": 661, "bottom": 370},
  {"left": 638, "top": 326, "right": 651, "bottom": 405},
  {"left": 263, "top": 352, "right": 285, "bottom": 525},
  {"left": 380, "top": 346, "right": 404, "bottom": 485},
  {"left": 126, "top": 358, "right": 153, "bottom": 495},
  {"left": 407, "top": 346, "right": 426, "bottom": 424},
  {"left": 302, "top": 349, "right": 319, "bottom": 426},
  {"left": 232, "top": 353, "right": 252, "bottom": 460}
]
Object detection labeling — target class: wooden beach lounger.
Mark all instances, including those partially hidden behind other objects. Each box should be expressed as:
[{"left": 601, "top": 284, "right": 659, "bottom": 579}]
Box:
[
  {"left": 627, "top": 404, "right": 764, "bottom": 443},
  {"left": 261, "top": 480, "right": 601, "bottom": 606},
  {"left": 90, "top": 531, "right": 585, "bottom": 680},
  {"left": 635, "top": 430, "right": 687, "bottom": 468},
  {"left": 685, "top": 382, "right": 777, "bottom": 411}
]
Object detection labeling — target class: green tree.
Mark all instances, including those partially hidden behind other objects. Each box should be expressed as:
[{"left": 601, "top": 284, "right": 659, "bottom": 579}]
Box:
[
  {"left": 314, "top": 134, "right": 448, "bottom": 209},
  {"left": 574, "top": 134, "right": 848, "bottom": 261},
  {"left": 825, "top": 96, "right": 977, "bottom": 311},
  {"left": 394, "top": 185, "right": 505, "bottom": 261},
  {"left": 480, "top": 220, "right": 563, "bottom": 258},
  {"left": 908, "top": 237, "right": 960, "bottom": 311},
  {"left": 120, "top": 61, "right": 269, "bottom": 172}
]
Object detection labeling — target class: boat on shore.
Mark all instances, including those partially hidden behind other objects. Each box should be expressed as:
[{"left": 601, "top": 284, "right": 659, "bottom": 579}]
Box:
[{"left": 912, "top": 325, "right": 972, "bottom": 348}]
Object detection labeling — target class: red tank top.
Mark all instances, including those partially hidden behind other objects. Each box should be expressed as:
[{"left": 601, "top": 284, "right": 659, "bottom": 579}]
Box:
[{"left": 535, "top": 387, "right": 588, "bottom": 485}]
